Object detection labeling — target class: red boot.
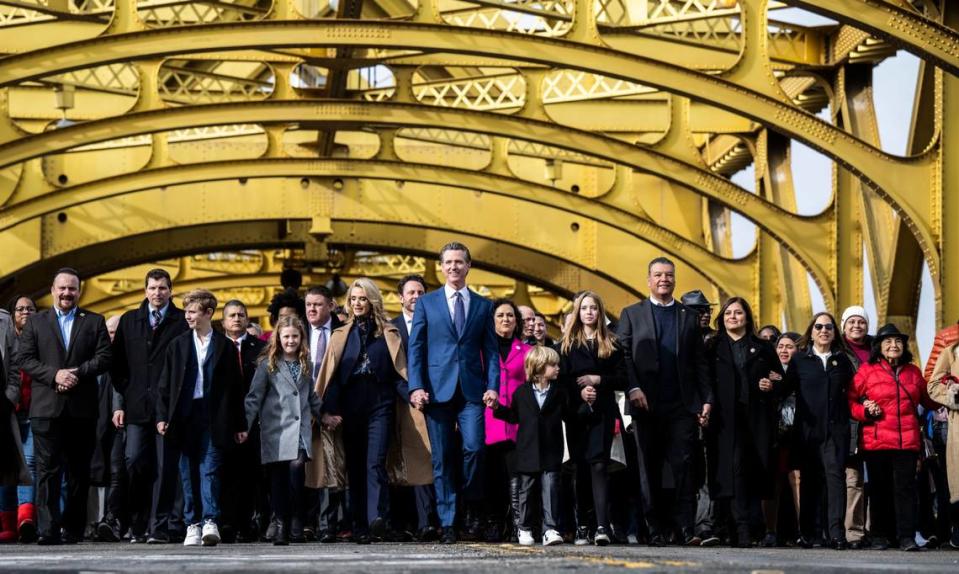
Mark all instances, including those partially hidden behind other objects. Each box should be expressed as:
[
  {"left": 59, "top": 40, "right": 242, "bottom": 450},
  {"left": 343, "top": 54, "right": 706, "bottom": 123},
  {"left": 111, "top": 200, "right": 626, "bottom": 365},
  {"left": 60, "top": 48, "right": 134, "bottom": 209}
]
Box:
[
  {"left": 17, "top": 503, "right": 36, "bottom": 543},
  {"left": 0, "top": 510, "right": 16, "bottom": 542}
]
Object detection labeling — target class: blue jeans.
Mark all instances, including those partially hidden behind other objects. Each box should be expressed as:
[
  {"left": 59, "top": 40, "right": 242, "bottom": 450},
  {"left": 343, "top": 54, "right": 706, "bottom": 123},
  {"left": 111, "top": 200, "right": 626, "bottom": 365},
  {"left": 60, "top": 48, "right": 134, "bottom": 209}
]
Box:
[
  {"left": 178, "top": 404, "right": 223, "bottom": 525},
  {"left": 0, "top": 417, "right": 35, "bottom": 511}
]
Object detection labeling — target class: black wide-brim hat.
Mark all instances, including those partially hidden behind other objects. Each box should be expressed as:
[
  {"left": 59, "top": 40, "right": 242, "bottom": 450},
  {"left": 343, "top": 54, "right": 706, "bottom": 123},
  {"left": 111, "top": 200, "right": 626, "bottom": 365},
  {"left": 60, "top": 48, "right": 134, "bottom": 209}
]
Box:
[
  {"left": 873, "top": 323, "right": 909, "bottom": 347},
  {"left": 681, "top": 289, "right": 713, "bottom": 308}
]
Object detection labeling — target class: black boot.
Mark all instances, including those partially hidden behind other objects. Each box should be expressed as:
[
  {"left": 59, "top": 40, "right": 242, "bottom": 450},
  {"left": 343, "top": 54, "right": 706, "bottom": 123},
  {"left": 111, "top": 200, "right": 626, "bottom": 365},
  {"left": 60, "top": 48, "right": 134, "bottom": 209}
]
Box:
[
  {"left": 273, "top": 521, "right": 289, "bottom": 546},
  {"left": 509, "top": 476, "right": 521, "bottom": 543}
]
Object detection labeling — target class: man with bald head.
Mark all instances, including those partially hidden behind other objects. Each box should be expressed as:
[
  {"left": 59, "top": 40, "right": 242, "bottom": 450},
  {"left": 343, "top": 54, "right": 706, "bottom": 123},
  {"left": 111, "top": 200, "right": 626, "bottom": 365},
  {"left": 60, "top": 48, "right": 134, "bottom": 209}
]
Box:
[
  {"left": 517, "top": 306, "right": 536, "bottom": 345},
  {"left": 16, "top": 267, "right": 112, "bottom": 544}
]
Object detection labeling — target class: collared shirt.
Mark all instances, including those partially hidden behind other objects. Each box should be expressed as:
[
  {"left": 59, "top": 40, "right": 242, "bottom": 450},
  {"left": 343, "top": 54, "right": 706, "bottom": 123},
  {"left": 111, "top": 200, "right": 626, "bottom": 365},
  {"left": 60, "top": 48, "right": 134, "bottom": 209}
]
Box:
[
  {"left": 402, "top": 310, "right": 414, "bottom": 336},
  {"left": 814, "top": 349, "right": 832, "bottom": 370},
  {"left": 648, "top": 295, "right": 676, "bottom": 307},
  {"left": 444, "top": 284, "right": 471, "bottom": 321},
  {"left": 309, "top": 319, "right": 332, "bottom": 370},
  {"left": 532, "top": 383, "right": 551, "bottom": 409},
  {"left": 56, "top": 306, "right": 77, "bottom": 351},
  {"left": 192, "top": 330, "right": 212, "bottom": 399},
  {"left": 149, "top": 302, "right": 170, "bottom": 329}
]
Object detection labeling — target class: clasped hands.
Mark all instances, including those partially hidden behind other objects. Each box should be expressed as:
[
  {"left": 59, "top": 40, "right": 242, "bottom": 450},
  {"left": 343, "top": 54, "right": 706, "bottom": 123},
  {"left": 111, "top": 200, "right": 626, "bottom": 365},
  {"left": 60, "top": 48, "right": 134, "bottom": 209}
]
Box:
[
  {"left": 55, "top": 368, "right": 79, "bottom": 393},
  {"left": 862, "top": 399, "right": 883, "bottom": 418}
]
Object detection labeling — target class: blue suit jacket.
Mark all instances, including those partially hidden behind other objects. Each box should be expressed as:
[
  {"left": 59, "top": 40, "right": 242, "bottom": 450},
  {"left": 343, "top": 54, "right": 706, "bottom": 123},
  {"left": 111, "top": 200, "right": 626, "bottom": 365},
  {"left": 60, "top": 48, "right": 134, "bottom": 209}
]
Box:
[{"left": 407, "top": 288, "right": 500, "bottom": 404}]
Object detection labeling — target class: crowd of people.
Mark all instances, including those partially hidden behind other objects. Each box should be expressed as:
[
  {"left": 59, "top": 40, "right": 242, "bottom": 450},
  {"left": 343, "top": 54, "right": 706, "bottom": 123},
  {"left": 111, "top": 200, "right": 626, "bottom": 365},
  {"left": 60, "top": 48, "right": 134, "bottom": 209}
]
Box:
[{"left": 1, "top": 241, "right": 958, "bottom": 552}]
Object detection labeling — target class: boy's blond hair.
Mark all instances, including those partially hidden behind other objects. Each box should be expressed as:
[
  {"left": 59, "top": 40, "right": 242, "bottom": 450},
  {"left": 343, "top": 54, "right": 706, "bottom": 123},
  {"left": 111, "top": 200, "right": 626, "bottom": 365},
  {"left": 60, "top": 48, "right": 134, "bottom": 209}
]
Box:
[
  {"left": 182, "top": 288, "right": 217, "bottom": 314},
  {"left": 524, "top": 345, "right": 560, "bottom": 381}
]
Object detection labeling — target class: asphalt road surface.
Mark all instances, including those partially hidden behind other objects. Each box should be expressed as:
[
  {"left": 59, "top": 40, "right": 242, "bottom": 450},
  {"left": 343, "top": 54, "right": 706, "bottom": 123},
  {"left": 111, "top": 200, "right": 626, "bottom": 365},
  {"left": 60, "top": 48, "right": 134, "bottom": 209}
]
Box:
[{"left": 1, "top": 542, "right": 958, "bottom": 573}]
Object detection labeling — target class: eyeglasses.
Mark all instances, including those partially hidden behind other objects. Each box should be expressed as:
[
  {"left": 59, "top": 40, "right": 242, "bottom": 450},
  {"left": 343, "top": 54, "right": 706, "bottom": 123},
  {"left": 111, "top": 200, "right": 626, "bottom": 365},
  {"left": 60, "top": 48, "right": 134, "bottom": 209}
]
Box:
[
  {"left": 14, "top": 306, "right": 36, "bottom": 313},
  {"left": 813, "top": 323, "right": 835, "bottom": 331}
]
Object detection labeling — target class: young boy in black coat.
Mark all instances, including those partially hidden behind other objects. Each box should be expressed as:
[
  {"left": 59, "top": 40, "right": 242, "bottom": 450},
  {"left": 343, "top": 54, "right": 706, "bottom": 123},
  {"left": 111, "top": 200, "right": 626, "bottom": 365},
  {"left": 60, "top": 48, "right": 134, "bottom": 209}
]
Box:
[{"left": 487, "top": 346, "right": 594, "bottom": 546}]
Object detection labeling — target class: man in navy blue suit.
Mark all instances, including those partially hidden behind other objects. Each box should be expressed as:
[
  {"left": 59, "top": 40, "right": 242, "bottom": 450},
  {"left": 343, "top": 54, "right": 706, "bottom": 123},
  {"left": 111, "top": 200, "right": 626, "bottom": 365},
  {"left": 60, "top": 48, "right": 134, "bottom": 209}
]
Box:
[{"left": 408, "top": 242, "right": 500, "bottom": 544}]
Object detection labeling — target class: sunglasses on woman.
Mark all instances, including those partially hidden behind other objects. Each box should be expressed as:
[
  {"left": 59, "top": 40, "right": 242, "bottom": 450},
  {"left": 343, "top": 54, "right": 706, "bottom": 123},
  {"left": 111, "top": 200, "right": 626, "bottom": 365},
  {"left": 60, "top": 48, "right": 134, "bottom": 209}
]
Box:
[{"left": 813, "top": 323, "right": 835, "bottom": 331}]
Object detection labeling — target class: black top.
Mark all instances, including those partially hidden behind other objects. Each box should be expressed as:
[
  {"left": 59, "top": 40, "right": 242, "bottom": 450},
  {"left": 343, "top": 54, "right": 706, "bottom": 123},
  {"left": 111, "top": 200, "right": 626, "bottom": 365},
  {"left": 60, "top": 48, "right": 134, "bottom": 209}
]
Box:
[
  {"left": 651, "top": 303, "right": 680, "bottom": 407},
  {"left": 731, "top": 336, "right": 751, "bottom": 405},
  {"left": 560, "top": 339, "right": 626, "bottom": 463},
  {"left": 497, "top": 335, "right": 513, "bottom": 363}
]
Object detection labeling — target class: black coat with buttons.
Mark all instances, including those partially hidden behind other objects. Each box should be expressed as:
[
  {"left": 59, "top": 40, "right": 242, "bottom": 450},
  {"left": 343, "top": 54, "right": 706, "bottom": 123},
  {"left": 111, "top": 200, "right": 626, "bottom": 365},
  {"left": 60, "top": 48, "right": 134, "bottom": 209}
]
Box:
[
  {"left": 705, "top": 333, "right": 783, "bottom": 499},
  {"left": 111, "top": 299, "right": 189, "bottom": 425},
  {"left": 785, "top": 347, "right": 855, "bottom": 456},
  {"left": 492, "top": 382, "right": 589, "bottom": 473}
]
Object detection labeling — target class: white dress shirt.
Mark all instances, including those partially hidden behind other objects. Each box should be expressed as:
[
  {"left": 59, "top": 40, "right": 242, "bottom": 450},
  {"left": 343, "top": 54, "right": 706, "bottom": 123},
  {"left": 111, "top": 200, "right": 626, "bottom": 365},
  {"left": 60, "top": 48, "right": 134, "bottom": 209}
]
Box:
[
  {"left": 444, "top": 284, "right": 471, "bottom": 321},
  {"left": 192, "top": 330, "right": 212, "bottom": 399},
  {"left": 402, "top": 310, "right": 414, "bottom": 335}
]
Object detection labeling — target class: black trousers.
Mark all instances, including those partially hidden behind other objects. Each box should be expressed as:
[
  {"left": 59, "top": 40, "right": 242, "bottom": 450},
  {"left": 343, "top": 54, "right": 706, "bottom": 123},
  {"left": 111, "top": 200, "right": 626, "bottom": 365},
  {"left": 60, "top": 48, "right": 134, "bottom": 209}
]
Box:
[
  {"left": 730, "top": 407, "right": 767, "bottom": 531},
  {"left": 574, "top": 461, "right": 610, "bottom": 530},
  {"left": 221, "top": 430, "right": 263, "bottom": 536},
  {"left": 268, "top": 450, "right": 307, "bottom": 527},
  {"left": 106, "top": 426, "right": 128, "bottom": 527},
  {"left": 31, "top": 416, "right": 96, "bottom": 538},
  {"left": 638, "top": 405, "right": 698, "bottom": 534},
  {"left": 484, "top": 441, "right": 516, "bottom": 528},
  {"left": 866, "top": 450, "right": 919, "bottom": 543},
  {"left": 799, "top": 437, "right": 846, "bottom": 542},
  {"left": 341, "top": 378, "right": 394, "bottom": 535},
  {"left": 123, "top": 423, "right": 157, "bottom": 536},
  {"left": 150, "top": 431, "right": 183, "bottom": 537}
]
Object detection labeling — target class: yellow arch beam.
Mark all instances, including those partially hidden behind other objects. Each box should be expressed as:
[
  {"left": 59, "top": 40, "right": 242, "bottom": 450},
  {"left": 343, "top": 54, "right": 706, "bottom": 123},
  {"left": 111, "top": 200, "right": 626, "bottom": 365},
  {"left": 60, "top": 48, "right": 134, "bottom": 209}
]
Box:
[
  {"left": 1, "top": 217, "right": 649, "bottom": 315},
  {"left": 0, "top": 157, "right": 754, "bottom": 297},
  {"left": 785, "top": 0, "right": 959, "bottom": 76},
  {"left": 0, "top": 100, "right": 829, "bottom": 300},
  {"left": 0, "top": 20, "right": 937, "bottom": 285}
]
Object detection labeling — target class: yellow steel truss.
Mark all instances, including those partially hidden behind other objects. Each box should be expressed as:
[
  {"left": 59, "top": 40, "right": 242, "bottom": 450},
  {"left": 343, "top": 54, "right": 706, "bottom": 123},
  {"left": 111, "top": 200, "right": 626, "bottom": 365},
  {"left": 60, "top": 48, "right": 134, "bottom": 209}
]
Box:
[{"left": 0, "top": 0, "right": 955, "bottom": 334}]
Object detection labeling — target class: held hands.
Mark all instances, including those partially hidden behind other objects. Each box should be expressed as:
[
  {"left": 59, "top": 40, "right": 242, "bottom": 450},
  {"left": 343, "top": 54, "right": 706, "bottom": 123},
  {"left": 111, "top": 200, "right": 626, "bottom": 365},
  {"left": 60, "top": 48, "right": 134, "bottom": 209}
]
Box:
[
  {"left": 698, "top": 403, "right": 712, "bottom": 428},
  {"left": 156, "top": 421, "right": 168, "bottom": 436},
  {"left": 235, "top": 432, "right": 248, "bottom": 444},
  {"left": 112, "top": 410, "right": 125, "bottom": 429},
  {"left": 758, "top": 378, "right": 773, "bottom": 392},
  {"left": 410, "top": 389, "right": 430, "bottom": 411},
  {"left": 482, "top": 390, "right": 499, "bottom": 409},
  {"left": 321, "top": 413, "right": 343, "bottom": 430},
  {"left": 580, "top": 385, "right": 597, "bottom": 405},
  {"left": 576, "top": 374, "right": 601, "bottom": 387},
  {"left": 55, "top": 368, "right": 78, "bottom": 393},
  {"left": 863, "top": 399, "right": 883, "bottom": 418},
  {"left": 627, "top": 388, "right": 649, "bottom": 410}
]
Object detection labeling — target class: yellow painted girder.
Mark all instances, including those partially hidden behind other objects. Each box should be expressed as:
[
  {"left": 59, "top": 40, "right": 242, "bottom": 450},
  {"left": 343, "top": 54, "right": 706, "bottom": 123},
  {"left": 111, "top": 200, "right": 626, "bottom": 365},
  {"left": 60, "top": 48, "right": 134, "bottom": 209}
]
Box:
[
  {"left": 0, "top": 156, "right": 755, "bottom": 298},
  {"left": 0, "top": 100, "right": 828, "bottom": 292},
  {"left": 786, "top": 0, "right": 959, "bottom": 77},
  {"left": 0, "top": 20, "right": 935, "bottom": 283}
]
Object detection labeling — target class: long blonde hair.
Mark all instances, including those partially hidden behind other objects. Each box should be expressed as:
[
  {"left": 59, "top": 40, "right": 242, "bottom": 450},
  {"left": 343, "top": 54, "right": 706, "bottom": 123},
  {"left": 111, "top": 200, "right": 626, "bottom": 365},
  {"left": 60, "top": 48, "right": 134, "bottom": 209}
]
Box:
[
  {"left": 346, "top": 278, "right": 391, "bottom": 337},
  {"left": 560, "top": 291, "right": 616, "bottom": 359},
  {"left": 263, "top": 315, "right": 310, "bottom": 375}
]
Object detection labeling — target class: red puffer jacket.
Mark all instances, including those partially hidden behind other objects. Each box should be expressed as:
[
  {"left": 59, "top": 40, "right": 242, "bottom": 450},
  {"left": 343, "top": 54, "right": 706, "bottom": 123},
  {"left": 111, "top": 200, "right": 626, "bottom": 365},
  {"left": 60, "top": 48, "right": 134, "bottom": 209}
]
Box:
[{"left": 848, "top": 360, "right": 940, "bottom": 451}]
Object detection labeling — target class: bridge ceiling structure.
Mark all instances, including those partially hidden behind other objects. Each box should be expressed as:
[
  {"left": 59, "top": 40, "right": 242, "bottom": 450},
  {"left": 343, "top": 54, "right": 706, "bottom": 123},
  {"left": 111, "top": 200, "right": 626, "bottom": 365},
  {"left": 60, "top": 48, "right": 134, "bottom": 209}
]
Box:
[{"left": 0, "top": 0, "right": 956, "bottom": 334}]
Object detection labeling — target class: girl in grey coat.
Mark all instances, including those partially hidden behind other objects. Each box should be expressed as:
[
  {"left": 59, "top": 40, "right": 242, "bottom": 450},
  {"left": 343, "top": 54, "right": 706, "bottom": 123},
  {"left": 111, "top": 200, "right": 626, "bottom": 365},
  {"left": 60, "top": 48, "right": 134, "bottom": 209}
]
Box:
[{"left": 237, "top": 315, "right": 321, "bottom": 545}]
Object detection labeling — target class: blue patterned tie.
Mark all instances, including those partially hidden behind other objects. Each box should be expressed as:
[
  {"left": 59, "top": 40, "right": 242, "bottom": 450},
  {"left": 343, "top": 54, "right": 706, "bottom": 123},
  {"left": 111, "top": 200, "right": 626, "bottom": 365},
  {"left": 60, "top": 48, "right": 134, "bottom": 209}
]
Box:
[{"left": 454, "top": 291, "right": 466, "bottom": 337}]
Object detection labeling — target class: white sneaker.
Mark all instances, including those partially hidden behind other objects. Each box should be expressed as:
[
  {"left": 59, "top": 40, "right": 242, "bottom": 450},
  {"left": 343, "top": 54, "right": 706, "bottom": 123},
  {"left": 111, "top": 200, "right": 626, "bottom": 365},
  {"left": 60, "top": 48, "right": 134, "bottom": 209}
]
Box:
[
  {"left": 201, "top": 520, "right": 220, "bottom": 546},
  {"left": 518, "top": 529, "right": 535, "bottom": 546},
  {"left": 543, "top": 529, "right": 563, "bottom": 546},
  {"left": 183, "top": 524, "right": 202, "bottom": 546}
]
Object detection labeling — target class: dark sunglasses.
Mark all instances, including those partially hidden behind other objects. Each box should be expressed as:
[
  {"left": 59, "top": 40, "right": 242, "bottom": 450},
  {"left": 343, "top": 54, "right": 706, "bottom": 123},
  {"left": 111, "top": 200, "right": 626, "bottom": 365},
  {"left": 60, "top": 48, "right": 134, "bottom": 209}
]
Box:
[{"left": 813, "top": 323, "right": 835, "bottom": 331}]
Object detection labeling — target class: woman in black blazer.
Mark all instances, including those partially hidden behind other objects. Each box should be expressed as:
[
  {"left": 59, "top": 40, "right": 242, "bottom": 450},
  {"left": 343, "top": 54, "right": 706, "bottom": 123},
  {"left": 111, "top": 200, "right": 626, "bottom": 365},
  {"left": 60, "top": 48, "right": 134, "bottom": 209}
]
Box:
[
  {"left": 705, "top": 297, "right": 783, "bottom": 547},
  {"left": 318, "top": 278, "right": 407, "bottom": 545},
  {"left": 558, "top": 291, "right": 626, "bottom": 546},
  {"left": 785, "top": 312, "right": 856, "bottom": 549}
]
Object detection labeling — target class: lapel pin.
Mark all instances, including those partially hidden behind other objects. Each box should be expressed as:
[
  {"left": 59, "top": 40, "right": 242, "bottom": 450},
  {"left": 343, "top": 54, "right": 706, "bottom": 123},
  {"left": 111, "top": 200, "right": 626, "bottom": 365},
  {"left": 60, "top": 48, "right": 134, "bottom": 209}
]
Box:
[
  {"left": 832, "top": 360, "right": 838, "bottom": 366},
  {"left": 750, "top": 348, "right": 755, "bottom": 353}
]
